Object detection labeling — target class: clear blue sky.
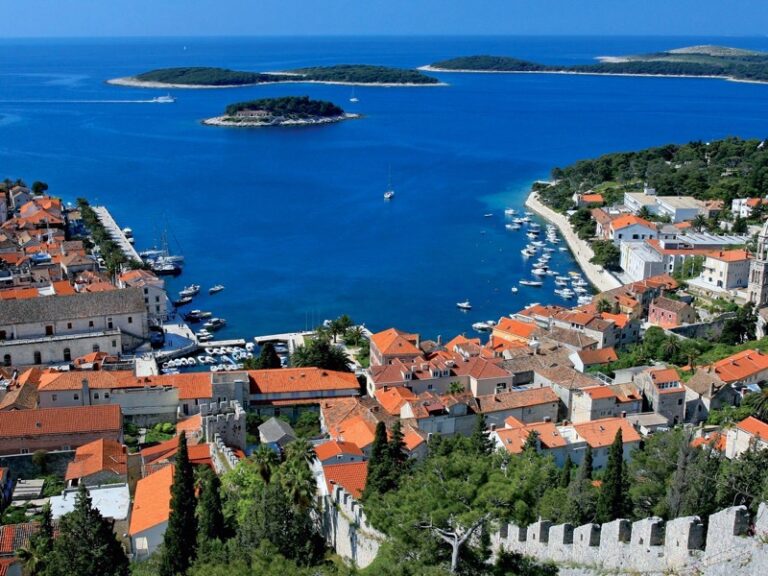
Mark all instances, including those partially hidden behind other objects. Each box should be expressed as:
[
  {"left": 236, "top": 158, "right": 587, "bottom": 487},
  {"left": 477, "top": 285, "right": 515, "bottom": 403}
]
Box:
[{"left": 3, "top": 0, "right": 768, "bottom": 37}]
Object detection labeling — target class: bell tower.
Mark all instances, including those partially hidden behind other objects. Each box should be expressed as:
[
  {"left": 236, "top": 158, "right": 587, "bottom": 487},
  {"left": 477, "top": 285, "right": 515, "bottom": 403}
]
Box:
[{"left": 748, "top": 220, "right": 768, "bottom": 306}]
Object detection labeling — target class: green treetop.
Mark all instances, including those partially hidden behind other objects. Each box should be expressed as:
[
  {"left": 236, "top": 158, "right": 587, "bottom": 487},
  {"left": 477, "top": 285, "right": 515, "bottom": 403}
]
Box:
[
  {"left": 596, "top": 429, "right": 631, "bottom": 522},
  {"left": 160, "top": 434, "right": 198, "bottom": 576}
]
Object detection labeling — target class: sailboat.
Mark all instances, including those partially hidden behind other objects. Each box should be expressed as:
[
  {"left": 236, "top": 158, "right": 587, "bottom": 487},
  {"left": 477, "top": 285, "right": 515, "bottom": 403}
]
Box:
[
  {"left": 384, "top": 167, "right": 395, "bottom": 200},
  {"left": 349, "top": 88, "right": 359, "bottom": 103}
]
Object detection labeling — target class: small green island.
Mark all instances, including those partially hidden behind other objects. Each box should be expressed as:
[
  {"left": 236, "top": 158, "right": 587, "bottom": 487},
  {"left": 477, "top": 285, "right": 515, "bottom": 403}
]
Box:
[
  {"left": 425, "top": 45, "right": 768, "bottom": 83},
  {"left": 108, "top": 64, "right": 441, "bottom": 88},
  {"left": 202, "top": 96, "right": 357, "bottom": 127}
]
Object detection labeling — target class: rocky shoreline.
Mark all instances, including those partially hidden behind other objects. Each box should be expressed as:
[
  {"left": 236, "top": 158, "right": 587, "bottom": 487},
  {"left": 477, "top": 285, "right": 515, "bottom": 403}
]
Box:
[
  {"left": 107, "top": 76, "right": 447, "bottom": 89},
  {"left": 201, "top": 113, "right": 360, "bottom": 127}
]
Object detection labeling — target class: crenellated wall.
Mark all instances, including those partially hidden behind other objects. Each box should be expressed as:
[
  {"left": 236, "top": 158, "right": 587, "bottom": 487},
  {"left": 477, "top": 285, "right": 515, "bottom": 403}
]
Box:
[
  {"left": 492, "top": 503, "right": 768, "bottom": 575},
  {"left": 319, "top": 485, "right": 385, "bottom": 569},
  {"left": 200, "top": 400, "right": 246, "bottom": 450}
]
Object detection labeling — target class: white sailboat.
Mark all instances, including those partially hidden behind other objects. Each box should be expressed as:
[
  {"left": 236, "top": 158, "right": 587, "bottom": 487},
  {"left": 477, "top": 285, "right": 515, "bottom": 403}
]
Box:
[
  {"left": 384, "top": 166, "right": 395, "bottom": 200},
  {"left": 349, "top": 88, "right": 359, "bottom": 103}
]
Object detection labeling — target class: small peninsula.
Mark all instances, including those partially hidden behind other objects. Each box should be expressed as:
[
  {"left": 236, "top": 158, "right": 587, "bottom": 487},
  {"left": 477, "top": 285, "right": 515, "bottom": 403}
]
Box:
[
  {"left": 202, "top": 96, "right": 358, "bottom": 127},
  {"left": 108, "top": 64, "right": 442, "bottom": 88},
  {"left": 425, "top": 45, "right": 768, "bottom": 83}
]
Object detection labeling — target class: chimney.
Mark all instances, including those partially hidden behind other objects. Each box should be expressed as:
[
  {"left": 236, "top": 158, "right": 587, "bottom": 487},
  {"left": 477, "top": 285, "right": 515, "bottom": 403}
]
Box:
[{"left": 81, "top": 378, "right": 90, "bottom": 406}]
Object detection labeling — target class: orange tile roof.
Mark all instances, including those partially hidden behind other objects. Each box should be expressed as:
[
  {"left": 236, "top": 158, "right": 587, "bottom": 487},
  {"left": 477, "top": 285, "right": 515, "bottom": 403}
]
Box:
[
  {"left": 443, "top": 334, "right": 481, "bottom": 352},
  {"left": 139, "top": 437, "right": 209, "bottom": 467},
  {"left": 649, "top": 367, "right": 681, "bottom": 384},
  {"left": 323, "top": 461, "right": 368, "bottom": 498},
  {"left": 370, "top": 328, "right": 421, "bottom": 357},
  {"left": 610, "top": 215, "right": 656, "bottom": 231},
  {"left": 314, "top": 440, "right": 364, "bottom": 461},
  {"left": 65, "top": 439, "right": 127, "bottom": 481},
  {"left": 581, "top": 193, "right": 604, "bottom": 203},
  {"left": 404, "top": 429, "right": 426, "bottom": 451},
  {"left": 736, "top": 416, "right": 768, "bottom": 440},
  {"left": 337, "top": 416, "right": 377, "bottom": 450},
  {"left": 175, "top": 414, "right": 202, "bottom": 436},
  {"left": 707, "top": 249, "right": 750, "bottom": 263},
  {"left": 582, "top": 386, "right": 618, "bottom": 400},
  {"left": 375, "top": 386, "right": 417, "bottom": 415},
  {"left": 0, "top": 557, "right": 17, "bottom": 576},
  {"left": 0, "top": 522, "right": 38, "bottom": 556},
  {"left": 496, "top": 421, "right": 567, "bottom": 454},
  {"left": 38, "top": 371, "right": 135, "bottom": 391},
  {"left": 494, "top": 317, "right": 538, "bottom": 340},
  {"left": 573, "top": 418, "right": 641, "bottom": 448},
  {"left": 475, "top": 387, "right": 559, "bottom": 413},
  {"left": 712, "top": 349, "right": 768, "bottom": 383},
  {"left": 0, "top": 287, "right": 39, "bottom": 300},
  {"left": 129, "top": 465, "right": 173, "bottom": 535},
  {"left": 691, "top": 432, "right": 726, "bottom": 452},
  {"left": 600, "top": 313, "right": 630, "bottom": 329},
  {"left": 517, "top": 304, "right": 566, "bottom": 319},
  {"left": 0, "top": 405, "right": 121, "bottom": 439},
  {"left": 577, "top": 347, "right": 619, "bottom": 366},
  {"left": 248, "top": 368, "right": 358, "bottom": 395}
]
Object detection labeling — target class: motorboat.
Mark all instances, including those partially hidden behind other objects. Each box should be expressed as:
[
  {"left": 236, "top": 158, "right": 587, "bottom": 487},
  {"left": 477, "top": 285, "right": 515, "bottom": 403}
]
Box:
[
  {"left": 577, "top": 295, "right": 593, "bottom": 305},
  {"left": 524, "top": 211, "right": 534, "bottom": 216},
  {"left": 532, "top": 268, "right": 547, "bottom": 276},
  {"left": 543, "top": 247, "right": 555, "bottom": 253},
  {"left": 512, "top": 218, "right": 525, "bottom": 224},
  {"left": 151, "top": 94, "right": 176, "bottom": 103},
  {"left": 526, "top": 232, "right": 538, "bottom": 240},
  {"left": 456, "top": 301, "right": 472, "bottom": 310},
  {"left": 184, "top": 310, "right": 203, "bottom": 322},
  {"left": 555, "top": 278, "right": 568, "bottom": 286},
  {"left": 504, "top": 208, "right": 517, "bottom": 216},
  {"left": 506, "top": 223, "right": 521, "bottom": 230},
  {"left": 511, "top": 287, "right": 518, "bottom": 293},
  {"left": 555, "top": 288, "right": 575, "bottom": 299},
  {"left": 472, "top": 322, "right": 491, "bottom": 332},
  {"left": 209, "top": 285, "right": 225, "bottom": 294},
  {"left": 199, "top": 311, "right": 212, "bottom": 318},
  {"left": 573, "top": 286, "right": 588, "bottom": 294},
  {"left": 484, "top": 213, "right": 493, "bottom": 218},
  {"left": 384, "top": 190, "right": 395, "bottom": 200},
  {"left": 173, "top": 296, "right": 193, "bottom": 307},
  {"left": 558, "top": 247, "right": 568, "bottom": 252},
  {"left": 203, "top": 318, "right": 226, "bottom": 331},
  {"left": 519, "top": 280, "right": 543, "bottom": 287},
  {"left": 531, "top": 241, "right": 545, "bottom": 247},
  {"left": 179, "top": 284, "right": 200, "bottom": 297},
  {"left": 521, "top": 249, "right": 534, "bottom": 257},
  {"left": 152, "top": 260, "right": 181, "bottom": 276}
]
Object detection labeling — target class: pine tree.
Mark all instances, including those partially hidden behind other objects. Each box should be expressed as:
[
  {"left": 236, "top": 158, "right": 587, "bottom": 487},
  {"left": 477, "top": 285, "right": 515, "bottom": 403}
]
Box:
[
  {"left": 363, "top": 421, "right": 392, "bottom": 498},
  {"left": 160, "top": 434, "right": 198, "bottom": 576},
  {"left": 523, "top": 430, "right": 540, "bottom": 453},
  {"left": 45, "top": 484, "right": 128, "bottom": 576},
  {"left": 560, "top": 455, "right": 573, "bottom": 488},
  {"left": 470, "top": 413, "right": 494, "bottom": 456},
  {"left": 196, "top": 467, "right": 225, "bottom": 545},
  {"left": 596, "top": 429, "right": 630, "bottom": 522}
]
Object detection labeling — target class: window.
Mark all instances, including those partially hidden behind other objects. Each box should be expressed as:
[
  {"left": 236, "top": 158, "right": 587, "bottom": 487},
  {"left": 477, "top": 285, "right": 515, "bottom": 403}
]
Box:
[
  {"left": 92, "top": 344, "right": 100, "bottom": 353},
  {"left": 73, "top": 394, "right": 79, "bottom": 400},
  {"left": 45, "top": 325, "right": 53, "bottom": 336},
  {"left": 108, "top": 319, "right": 113, "bottom": 329},
  {"left": 111, "top": 340, "right": 117, "bottom": 348},
  {"left": 0, "top": 331, "right": 5, "bottom": 340},
  {"left": 155, "top": 296, "right": 160, "bottom": 303},
  {"left": 104, "top": 392, "right": 109, "bottom": 398},
  {"left": 33, "top": 351, "right": 42, "bottom": 364},
  {"left": 427, "top": 384, "right": 433, "bottom": 390},
  {"left": 63, "top": 348, "right": 71, "bottom": 362},
  {"left": 88, "top": 320, "right": 94, "bottom": 328},
  {"left": 143, "top": 288, "right": 148, "bottom": 295},
  {"left": 94, "top": 393, "right": 99, "bottom": 399},
  {"left": 52, "top": 394, "right": 57, "bottom": 402},
  {"left": 20, "top": 448, "right": 29, "bottom": 455},
  {"left": 3, "top": 354, "right": 10, "bottom": 367},
  {"left": 67, "top": 322, "right": 72, "bottom": 330},
  {"left": 128, "top": 316, "right": 133, "bottom": 324}
]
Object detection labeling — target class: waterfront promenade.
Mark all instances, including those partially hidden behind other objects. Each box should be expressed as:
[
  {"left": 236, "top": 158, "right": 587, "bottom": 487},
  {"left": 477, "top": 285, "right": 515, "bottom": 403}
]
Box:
[
  {"left": 92, "top": 206, "right": 142, "bottom": 262},
  {"left": 525, "top": 191, "right": 621, "bottom": 292}
]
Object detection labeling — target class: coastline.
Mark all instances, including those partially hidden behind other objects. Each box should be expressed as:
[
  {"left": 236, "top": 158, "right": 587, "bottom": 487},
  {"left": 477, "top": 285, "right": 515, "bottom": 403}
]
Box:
[
  {"left": 417, "top": 65, "right": 768, "bottom": 85},
  {"left": 202, "top": 113, "right": 360, "bottom": 127},
  {"left": 107, "top": 76, "right": 447, "bottom": 89},
  {"left": 524, "top": 191, "right": 622, "bottom": 293}
]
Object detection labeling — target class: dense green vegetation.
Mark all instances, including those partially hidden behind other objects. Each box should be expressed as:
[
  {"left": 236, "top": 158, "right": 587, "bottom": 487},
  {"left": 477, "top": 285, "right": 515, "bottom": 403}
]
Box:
[
  {"left": 131, "top": 65, "right": 438, "bottom": 86},
  {"left": 224, "top": 96, "right": 344, "bottom": 120},
  {"left": 431, "top": 45, "right": 768, "bottom": 82},
  {"left": 534, "top": 137, "right": 768, "bottom": 213},
  {"left": 292, "top": 64, "right": 439, "bottom": 84},
  {"left": 76, "top": 198, "right": 143, "bottom": 276}
]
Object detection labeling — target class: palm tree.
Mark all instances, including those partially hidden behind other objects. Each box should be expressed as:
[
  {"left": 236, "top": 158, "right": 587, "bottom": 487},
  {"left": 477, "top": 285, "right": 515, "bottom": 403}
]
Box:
[
  {"left": 251, "top": 444, "right": 279, "bottom": 485},
  {"left": 637, "top": 206, "right": 653, "bottom": 221},
  {"left": 448, "top": 381, "right": 465, "bottom": 394},
  {"left": 284, "top": 437, "right": 316, "bottom": 466},
  {"left": 753, "top": 389, "right": 768, "bottom": 424},
  {"left": 344, "top": 325, "right": 366, "bottom": 346},
  {"left": 279, "top": 459, "right": 317, "bottom": 512},
  {"left": 661, "top": 337, "right": 681, "bottom": 362},
  {"left": 692, "top": 214, "right": 707, "bottom": 232}
]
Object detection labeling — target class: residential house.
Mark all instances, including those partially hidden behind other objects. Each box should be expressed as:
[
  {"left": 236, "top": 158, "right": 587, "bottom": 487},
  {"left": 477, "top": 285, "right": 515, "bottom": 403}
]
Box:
[
  {"left": 725, "top": 416, "right": 768, "bottom": 459},
  {"left": 684, "top": 369, "right": 742, "bottom": 424},
  {"left": 492, "top": 317, "right": 538, "bottom": 346},
  {"left": 608, "top": 215, "right": 657, "bottom": 246},
  {"left": 130, "top": 465, "right": 173, "bottom": 560},
  {"left": 64, "top": 438, "right": 127, "bottom": 487},
  {"left": 732, "top": 197, "right": 768, "bottom": 219},
  {"left": 655, "top": 196, "right": 703, "bottom": 223},
  {"left": 635, "top": 367, "right": 686, "bottom": 425},
  {"left": 474, "top": 387, "right": 560, "bottom": 428},
  {"left": 118, "top": 269, "right": 169, "bottom": 324},
  {"left": 0, "top": 288, "right": 149, "bottom": 367},
  {"left": 574, "top": 193, "right": 604, "bottom": 208},
  {"left": 50, "top": 483, "right": 131, "bottom": 544},
  {"left": 320, "top": 461, "right": 368, "bottom": 499},
  {"left": 648, "top": 297, "right": 696, "bottom": 328},
  {"left": 0, "top": 404, "right": 122, "bottom": 455},
  {"left": 369, "top": 328, "right": 421, "bottom": 367},
  {"left": 258, "top": 417, "right": 296, "bottom": 448},
  {"left": 688, "top": 249, "right": 751, "bottom": 296},
  {"left": 569, "top": 347, "right": 618, "bottom": 373},
  {"left": 314, "top": 440, "right": 365, "bottom": 466},
  {"left": 399, "top": 391, "right": 478, "bottom": 437}
]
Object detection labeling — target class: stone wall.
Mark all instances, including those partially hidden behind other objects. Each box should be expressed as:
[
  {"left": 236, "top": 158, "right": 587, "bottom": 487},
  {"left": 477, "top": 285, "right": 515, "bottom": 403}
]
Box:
[
  {"left": 201, "top": 400, "right": 246, "bottom": 450},
  {"left": 319, "top": 485, "right": 385, "bottom": 569},
  {"left": 492, "top": 503, "right": 768, "bottom": 575},
  {"left": 668, "top": 312, "right": 736, "bottom": 340}
]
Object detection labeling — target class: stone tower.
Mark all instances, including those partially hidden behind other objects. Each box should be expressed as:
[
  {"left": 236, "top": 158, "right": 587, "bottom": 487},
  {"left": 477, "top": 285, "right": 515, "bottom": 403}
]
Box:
[{"left": 748, "top": 220, "right": 768, "bottom": 306}]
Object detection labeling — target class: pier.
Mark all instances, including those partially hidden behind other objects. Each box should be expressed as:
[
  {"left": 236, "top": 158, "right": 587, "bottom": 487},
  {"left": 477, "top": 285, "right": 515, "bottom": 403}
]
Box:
[
  {"left": 253, "top": 331, "right": 314, "bottom": 353},
  {"left": 92, "top": 205, "right": 142, "bottom": 262}
]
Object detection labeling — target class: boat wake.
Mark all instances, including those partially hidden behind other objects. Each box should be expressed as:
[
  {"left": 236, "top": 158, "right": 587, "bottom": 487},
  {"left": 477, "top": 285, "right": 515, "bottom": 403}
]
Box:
[{"left": 0, "top": 99, "right": 174, "bottom": 104}]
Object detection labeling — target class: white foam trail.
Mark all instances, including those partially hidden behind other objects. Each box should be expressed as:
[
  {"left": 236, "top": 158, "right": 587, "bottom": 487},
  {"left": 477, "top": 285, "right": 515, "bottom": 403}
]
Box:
[{"left": 0, "top": 99, "right": 172, "bottom": 104}]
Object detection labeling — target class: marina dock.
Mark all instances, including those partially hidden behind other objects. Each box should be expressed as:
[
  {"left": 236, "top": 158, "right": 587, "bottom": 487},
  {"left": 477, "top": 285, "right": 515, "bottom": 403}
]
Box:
[{"left": 92, "top": 205, "right": 142, "bottom": 262}]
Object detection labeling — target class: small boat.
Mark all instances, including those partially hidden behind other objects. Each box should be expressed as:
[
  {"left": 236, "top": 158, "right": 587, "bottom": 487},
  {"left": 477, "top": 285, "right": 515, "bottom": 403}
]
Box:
[
  {"left": 504, "top": 208, "right": 517, "bottom": 216},
  {"left": 577, "top": 295, "right": 593, "bottom": 305},
  {"left": 505, "top": 224, "right": 521, "bottom": 231},
  {"left": 349, "top": 88, "right": 359, "bottom": 103},
  {"left": 555, "top": 288, "right": 575, "bottom": 299},
  {"left": 526, "top": 232, "right": 538, "bottom": 239},
  {"left": 511, "top": 287, "right": 518, "bottom": 293},
  {"left": 152, "top": 261, "right": 181, "bottom": 276},
  {"left": 555, "top": 279, "right": 568, "bottom": 286},
  {"left": 173, "top": 296, "right": 193, "bottom": 307},
  {"left": 574, "top": 286, "right": 588, "bottom": 294},
  {"left": 531, "top": 241, "right": 545, "bottom": 247},
  {"left": 203, "top": 318, "right": 226, "bottom": 331},
  {"left": 179, "top": 284, "right": 200, "bottom": 297},
  {"left": 543, "top": 247, "right": 555, "bottom": 253},
  {"left": 151, "top": 94, "right": 176, "bottom": 103},
  {"left": 472, "top": 322, "right": 491, "bottom": 332},
  {"left": 484, "top": 213, "right": 493, "bottom": 218},
  {"left": 521, "top": 249, "right": 534, "bottom": 257},
  {"left": 456, "top": 300, "right": 472, "bottom": 310},
  {"left": 524, "top": 211, "right": 534, "bottom": 216},
  {"left": 209, "top": 285, "right": 225, "bottom": 295},
  {"left": 122, "top": 227, "right": 133, "bottom": 238},
  {"left": 569, "top": 271, "right": 581, "bottom": 277},
  {"left": 512, "top": 218, "right": 525, "bottom": 224},
  {"left": 519, "top": 280, "right": 543, "bottom": 287},
  {"left": 384, "top": 190, "right": 395, "bottom": 200},
  {"left": 384, "top": 167, "right": 395, "bottom": 200},
  {"left": 199, "top": 311, "right": 212, "bottom": 318},
  {"left": 532, "top": 268, "right": 547, "bottom": 276},
  {"left": 545, "top": 270, "right": 556, "bottom": 276},
  {"left": 558, "top": 247, "right": 568, "bottom": 252}
]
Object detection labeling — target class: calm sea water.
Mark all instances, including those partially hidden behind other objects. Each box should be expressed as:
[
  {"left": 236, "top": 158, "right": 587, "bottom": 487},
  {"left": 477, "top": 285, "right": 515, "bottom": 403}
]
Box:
[{"left": 1, "top": 36, "right": 768, "bottom": 339}]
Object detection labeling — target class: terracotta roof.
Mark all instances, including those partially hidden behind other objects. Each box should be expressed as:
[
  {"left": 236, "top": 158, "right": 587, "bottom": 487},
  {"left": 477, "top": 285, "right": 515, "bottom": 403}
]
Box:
[
  {"left": 517, "top": 304, "right": 566, "bottom": 319},
  {"left": 337, "top": 416, "right": 377, "bottom": 450},
  {"left": 0, "top": 378, "right": 38, "bottom": 411},
  {"left": 582, "top": 386, "right": 618, "bottom": 400},
  {"left": 323, "top": 461, "right": 368, "bottom": 498},
  {"left": 610, "top": 215, "right": 656, "bottom": 231},
  {"left": 712, "top": 349, "right": 768, "bottom": 384},
  {"left": 65, "top": 439, "right": 127, "bottom": 481},
  {"left": 442, "top": 334, "right": 481, "bottom": 352},
  {"left": 651, "top": 296, "right": 693, "bottom": 314},
  {"left": 403, "top": 429, "right": 426, "bottom": 451},
  {"left": 0, "top": 522, "right": 38, "bottom": 556},
  {"left": 375, "top": 386, "right": 417, "bottom": 415},
  {"left": 591, "top": 208, "right": 614, "bottom": 227},
  {"left": 707, "top": 249, "right": 750, "bottom": 263},
  {"left": 370, "top": 328, "right": 420, "bottom": 357},
  {"left": 248, "top": 368, "right": 358, "bottom": 395},
  {"left": 581, "top": 193, "right": 604, "bottom": 203},
  {"left": 649, "top": 367, "right": 681, "bottom": 385},
  {"left": 475, "top": 387, "right": 559, "bottom": 413},
  {"left": 129, "top": 465, "right": 173, "bottom": 535},
  {"left": 573, "top": 418, "right": 641, "bottom": 448},
  {"left": 314, "top": 440, "right": 364, "bottom": 462},
  {"left": 0, "top": 405, "right": 121, "bottom": 439},
  {"left": 175, "top": 414, "right": 202, "bottom": 436},
  {"left": 577, "top": 347, "right": 618, "bottom": 366},
  {"left": 494, "top": 317, "right": 538, "bottom": 340},
  {"left": 495, "top": 420, "right": 567, "bottom": 454},
  {"left": 736, "top": 416, "right": 768, "bottom": 440},
  {"left": 691, "top": 432, "right": 726, "bottom": 452},
  {"left": 0, "top": 558, "right": 17, "bottom": 576}
]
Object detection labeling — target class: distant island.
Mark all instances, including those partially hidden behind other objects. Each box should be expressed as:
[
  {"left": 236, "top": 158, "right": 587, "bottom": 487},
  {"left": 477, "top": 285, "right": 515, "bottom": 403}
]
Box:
[
  {"left": 424, "top": 45, "right": 768, "bottom": 84},
  {"left": 202, "top": 96, "right": 358, "bottom": 127},
  {"left": 108, "top": 64, "right": 442, "bottom": 88}
]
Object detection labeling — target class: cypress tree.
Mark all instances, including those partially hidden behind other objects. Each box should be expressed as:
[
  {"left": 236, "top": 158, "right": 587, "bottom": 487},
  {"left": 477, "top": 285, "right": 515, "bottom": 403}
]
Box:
[
  {"left": 46, "top": 484, "right": 128, "bottom": 576},
  {"left": 160, "top": 434, "right": 198, "bottom": 576},
  {"left": 523, "top": 430, "right": 540, "bottom": 453},
  {"left": 470, "top": 413, "right": 494, "bottom": 456},
  {"left": 560, "top": 455, "right": 574, "bottom": 488},
  {"left": 596, "top": 429, "right": 630, "bottom": 522},
  {"left": 387, "top": 420, "right": 408, "bottom": 490},
  {"left": 579, "top": 446, "right": 594, "bottom": 481},
  {"left": 196, "top": 467, "right": 225, "bottom": 545},
  {"left": 363, "top": 421, "right": 392, "bottom": 498}
]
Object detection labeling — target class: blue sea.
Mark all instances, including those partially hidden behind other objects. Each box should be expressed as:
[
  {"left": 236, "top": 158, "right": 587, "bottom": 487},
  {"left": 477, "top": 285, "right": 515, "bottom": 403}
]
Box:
[{"left": 1, "top": 36, "right": 768, "bottom": 340}]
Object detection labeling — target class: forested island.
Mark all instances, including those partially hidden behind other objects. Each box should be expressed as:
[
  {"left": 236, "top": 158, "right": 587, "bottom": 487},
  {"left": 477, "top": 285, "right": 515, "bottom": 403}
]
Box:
[
  {"left": 202, "top": 96, "right": 357, "bottom": 127},
  {"left": 534, "top": 136, "right": 768, "bottom": 213},
  {"left": 426, "top": 45, "right": 768, "bottom": 83},
  {"left": 108, "top": 64, "right": 441, "bottom": 88}
]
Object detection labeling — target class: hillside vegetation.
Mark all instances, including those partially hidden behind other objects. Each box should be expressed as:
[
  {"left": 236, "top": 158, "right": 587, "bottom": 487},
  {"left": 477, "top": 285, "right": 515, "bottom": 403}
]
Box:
[
  {"left": 224, "top": 96, "right": 344, "bottom": 119},
  {"left": 292, "top": 64, "right": 439, "bottom": 84},
  {"left": 535, "top": 137, "right": 768, "bottom": 212},
  {"left": 431, "top": 45, "right": 768, "bottom": 82},
  {"left": 135, "top": 67, "right": 289, "bottom": 85}
]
